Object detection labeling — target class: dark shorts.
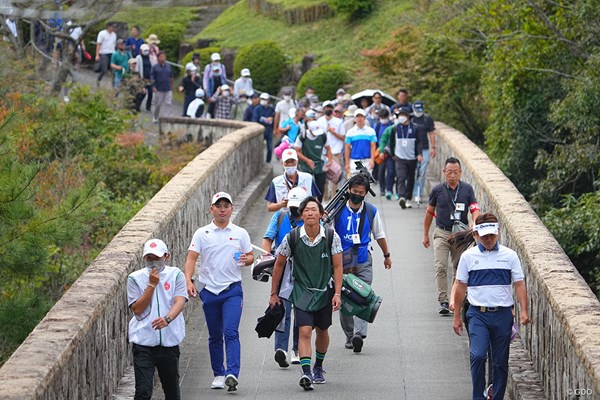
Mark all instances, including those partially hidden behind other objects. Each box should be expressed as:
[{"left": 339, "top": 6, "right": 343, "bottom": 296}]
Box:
[{"left": 294, "top": 302, "right": 333, "bottom": 330}]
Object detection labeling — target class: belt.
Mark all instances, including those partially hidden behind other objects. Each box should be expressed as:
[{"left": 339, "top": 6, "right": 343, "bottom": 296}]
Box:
[
  {"left": 436, "top": 225, "right": 452, "bottom": 232},
  {"left": 473, "top": 305, "right": 510, "bottom": 312}
]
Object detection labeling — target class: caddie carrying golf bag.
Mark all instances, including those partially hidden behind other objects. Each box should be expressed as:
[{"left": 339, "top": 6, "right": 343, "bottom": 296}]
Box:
[{"left": 340, "top": 273, "right": 382, "bottom": 323}]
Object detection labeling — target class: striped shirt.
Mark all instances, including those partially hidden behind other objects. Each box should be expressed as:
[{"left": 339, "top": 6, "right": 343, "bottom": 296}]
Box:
[
  {"left": 456, "top": 243, "right": 524, "bottom": 307},
  {"left": 345, "top": 125, "right": 376, "bottom": 160}
]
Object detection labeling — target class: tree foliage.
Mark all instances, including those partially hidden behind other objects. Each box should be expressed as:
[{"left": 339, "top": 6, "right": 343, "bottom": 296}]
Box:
[
  {"left": 147, "top": 22, "right": 186, "bottom": 62},
  {"left": 328, "top": 0, "right": 375, "bottom": 21},
  {"left": 233, "top": 41, "right": 287, "bottom": 95},
  {"left": 297, "top": 64, "right": 350, "bottom": 102}
]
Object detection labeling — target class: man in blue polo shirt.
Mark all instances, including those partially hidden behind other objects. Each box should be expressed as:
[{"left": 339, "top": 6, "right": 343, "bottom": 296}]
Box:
[
  {"left": 261, "top": 187, "right": 308, "bottom": 368},
  {"left": 184, "top": 192, "right": 254, "bottom": 392},
  {"left": 453, "top": 213, "right": 530, "bottom": 400},
  {"left": 333, "top": 174, "right": 391, "bottom": 352},
  {"left": 344, "top": 108, "right": 376, "bottom": 176}
]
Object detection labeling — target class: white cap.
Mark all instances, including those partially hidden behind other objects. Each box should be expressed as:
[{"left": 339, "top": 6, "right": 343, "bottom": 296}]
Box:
[
  {"left": 211, "top": 191, "right": 232, "bottom": 205},
  {"left": 474, "top": 222, "right": 499, "bottom": 236},
  {"left": 211, "top": 52, "right": 221, "bottom": 61},
  {"left": 241, "top": 68, "right": 251, "bottom": 77},
  {"left": 322, "top": 100, "right": 334, "bottom": 108},
  {"left": 287, "top": 187, "right": 308, "bottom": 208},
  {"left": 195, "top": 88, "right": 205, "bottom": 98},
  {"left": 143, "top": 239, "right": 169, "bottom": 258},
  {"left": 259, "top": 92, "right": 270, "bottom": 100},
  {"left": 221, "top": 84, "right": 230, "bottom": 91},
  {"left": 354, "top": 108, "right": 366, "bottom": 117},
  {"left": 185, "top": 62, "right": 197, "bottom": 72},
  {"left": 140, "top": 44, "right": 150, "bottom": 52},
  {"left": 307, "top": 120, "right": 324, "bottom": 136},
  {"left": 282, "top": 149, "right": 298, "bottom": 161}
]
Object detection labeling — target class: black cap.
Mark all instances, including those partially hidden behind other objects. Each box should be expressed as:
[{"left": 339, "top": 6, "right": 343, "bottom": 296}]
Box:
[
  {"left": 397, "top": 106, "right": 411, "bottom": 115},
  {"left": 255, "top": 302, "right": 285, "bottom": 338},
  {"left": 251, "top": 92, "right": 260, "bottom": 99}
]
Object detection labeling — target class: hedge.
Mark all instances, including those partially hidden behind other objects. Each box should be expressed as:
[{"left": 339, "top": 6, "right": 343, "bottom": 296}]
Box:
[
  {"left": 297, "top": 64, "right": 350, "bottom": 101},
  {"left": 233, "top": 41, "right": 287, "bottom": 95},
  {"left": 146, "top": 22, "right": 186, "bottom": 62}
]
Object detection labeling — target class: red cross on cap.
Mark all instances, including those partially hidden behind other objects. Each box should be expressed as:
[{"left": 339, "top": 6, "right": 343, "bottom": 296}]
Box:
[{"left": 150, "top": 242, "right": 157, "bottom": 248}]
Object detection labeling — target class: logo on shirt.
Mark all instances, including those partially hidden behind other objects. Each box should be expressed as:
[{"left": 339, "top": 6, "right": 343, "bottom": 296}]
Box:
[
  {"left": 321, "top": 253, "right": 329, "bottom": 258},
  {"left": 229, "top": 237, "right": 240, "bottom": 241},
  {"left": 164, "top": 282, "right": 170, "bottom": 290}
]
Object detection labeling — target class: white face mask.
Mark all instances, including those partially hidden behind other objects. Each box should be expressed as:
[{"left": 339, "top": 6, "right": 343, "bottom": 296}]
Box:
[
  {"left": 260, "top": 100, "right": 268, "bottom": 106},
  {"left": 141, "top": 50, "right": 149, "bottom": 56},
  {"left": 223, "top": 91, "right": 230, "bottom": 97},
  {"left": 247, "top": 99, "right": 253, "bottom": 105},
  {"left": 284, "top": 95, "right": 291, "bottom": 102},
  {"left": 380, "top": 118, "right": 389, "bottom": 124},
  {"left": 398, "top": 116, "right": 408, "bottom": 124},
  {"left": 284, "top": 166, "right": 297, "bottom": 176},
  {"left": 144, "top": 260, "right": 166, "bottom": 273},
  {"left": 413, "top": 111, "right": 424, "bottom": 118},
  {"left": 337, "top": 95, "right": 344, "bottom": 102}
]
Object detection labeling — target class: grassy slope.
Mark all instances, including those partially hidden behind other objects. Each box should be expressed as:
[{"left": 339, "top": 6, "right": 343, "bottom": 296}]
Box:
[
  {"left": 195, "top": 0, "right": 415, "bottom": 90},
  {"left": 113, "top": 6, "right": 198, "bottom": 32}
]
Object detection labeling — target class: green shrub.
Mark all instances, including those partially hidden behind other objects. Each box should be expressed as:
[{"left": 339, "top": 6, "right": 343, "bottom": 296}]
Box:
[
  {"left": 180, "top": 46, "right": 221, "bottom": 67},
  {"left": 297, "top": 64, "right": 350, "bottom": 101},
  {"left": 146, "top": 22, "right": 186, "bottom": 61},
  {"left": 328, "top": 0, "right": 375, "bottom": 20},
  {"left": 233, "top": 41, "right": 287, "bottom": 95}
]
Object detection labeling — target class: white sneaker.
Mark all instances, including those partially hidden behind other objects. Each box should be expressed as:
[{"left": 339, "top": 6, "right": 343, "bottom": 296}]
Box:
[
  {"left": 225, "top": 374, "right": 238, "bottom": 392},
  {"left": 406, "top": 200, "right": 413, "bottom": 208},
  {"left": 211, "top": 375, "right": 225, "bottom": 389},
  {"left": 290, "top": 349, "right": 300, "bottom": 364}
]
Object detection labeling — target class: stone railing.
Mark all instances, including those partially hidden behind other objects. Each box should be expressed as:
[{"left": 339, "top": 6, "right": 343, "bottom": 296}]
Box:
[
  {"left": 430, "top": 122, "right": 600, "bottom": 399},
  {"left": 247, "top": 0, "right": 333, "bottom": 25},
  {"left": 0, "top": 119, "right": 271, "bottom": 399}
]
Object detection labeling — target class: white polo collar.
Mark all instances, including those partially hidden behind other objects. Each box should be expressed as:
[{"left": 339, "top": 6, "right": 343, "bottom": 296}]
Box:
[
  {"left": 299, "top": 225, "right": 325, "bottom": 242},
  {"left": 209, "top": 220, "right": 233, "bottom": 231}
]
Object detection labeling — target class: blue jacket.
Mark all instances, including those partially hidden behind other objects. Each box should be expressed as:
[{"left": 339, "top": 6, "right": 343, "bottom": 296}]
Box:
[{"left": 253, "top": 105, "right": 275, "bottom": 136}]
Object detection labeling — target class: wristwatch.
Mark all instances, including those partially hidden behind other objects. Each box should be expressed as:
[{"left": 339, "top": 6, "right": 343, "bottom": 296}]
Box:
[
  {"left": 383, "top": 253, "right": 390, "bottom": 258},
  {"left": 165, "top": 316, "right": 172, "bottom": 324}
]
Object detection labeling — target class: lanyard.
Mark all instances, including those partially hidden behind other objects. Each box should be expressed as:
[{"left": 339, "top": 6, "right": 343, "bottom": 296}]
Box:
[
  {"left": 445, "top": 182, "right": 460, "bottom": 207},
  {"left": 397, "top": 123, "right": 413, "bottom": 139},
  {"left": 284, "top": 174, "right": 298, "bottom": 191}
]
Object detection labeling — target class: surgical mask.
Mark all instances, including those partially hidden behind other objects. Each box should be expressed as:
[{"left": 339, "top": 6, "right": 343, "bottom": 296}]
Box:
[
  {"left": 413, "top": 111, "right": 424, "bottom": 118},
  {"left": 223, "top": 91, "right": 230, "bottom": 97},
  {"left": 145, "top": 260, "right": 165, "bottom": 272},
  {"left": 349, "top": 193, "right": 365, "bottom": 204},
  {"left": 260, "top": 100, "right": 268, "bottom": 106},
  {"left": 398, "top": 115, "right": 408, "bottom": 124},
  {"left": 337, "top": 95, "right": 344, "bottom": 102},
  {"left": 284, "top": 166, "right": 297, "bottom": 176},
  {"left": 141, "top": 50, "right": 149, "bottom": 56},
  {"left": 380, "top": 118, "right": 389, "bottom": 124},
  {"left": 284, "top": 95, "right": 291, "bottom": 102},
  {"left": 324, "top": 109, "right": 332, "bottom": 116}
]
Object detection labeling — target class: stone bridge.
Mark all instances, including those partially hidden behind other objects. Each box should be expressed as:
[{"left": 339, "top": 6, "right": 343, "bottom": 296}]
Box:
[{"left": 0, "top": 118, "right": 598, "bottom": 400}]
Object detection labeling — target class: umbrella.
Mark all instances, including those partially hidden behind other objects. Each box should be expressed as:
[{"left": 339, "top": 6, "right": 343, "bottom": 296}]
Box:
[{"left": 351, "top": 89, "right": 396, "bottom": 108}]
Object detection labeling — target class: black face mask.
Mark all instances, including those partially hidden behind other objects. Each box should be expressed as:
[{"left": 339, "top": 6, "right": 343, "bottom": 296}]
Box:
[
  {"left": 349, "top": 193, "right": 365, "bottom": 204},
  {"left": 324, "top": 109, "right": 333, "bottom": 116},
  {"left": 290, "top": 207, "right": 300, "bottom": 218}
]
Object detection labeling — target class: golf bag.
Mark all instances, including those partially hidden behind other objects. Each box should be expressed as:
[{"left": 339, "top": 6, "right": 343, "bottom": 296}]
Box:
[{"left": 340, "top": 273, "right": 382, "bottom": 323}]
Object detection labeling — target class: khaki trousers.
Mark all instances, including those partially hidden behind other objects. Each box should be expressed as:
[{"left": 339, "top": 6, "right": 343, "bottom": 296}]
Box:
[{"left": 433, "top": 227, "right": 461, "bottom": 303}]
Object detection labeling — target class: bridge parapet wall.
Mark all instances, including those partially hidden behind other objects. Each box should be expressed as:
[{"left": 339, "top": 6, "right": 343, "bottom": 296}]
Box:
[
  {"left": 431, "top": 122, "right": 600, "bottom": 400},
  {"left": 0, "top": 120, "right": 266, "bottom": 399}
]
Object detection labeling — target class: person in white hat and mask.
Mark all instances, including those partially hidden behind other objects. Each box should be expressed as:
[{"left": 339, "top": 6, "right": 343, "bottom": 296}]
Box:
[
  {"left": 294, "top": 120, "right": 333, "bottom": 201},
  {"left": 234, "top": 68, "right": 254, "bottom": 98},
  {"left": 453, "top": 212, "right": 530, "bottom": 400},
  {"left": 184, "top": 192, "right": 254, "bottom": 392},
  {"left": 264, "top": 148, "right": 321, "bottom": 212},
  {"left": 211, "top": 84, "right": 235, "bottom": 119},
  {"left": 344, "top": 108, "right": 377, "bottom": 176},
  {"left": 203, "top": 52, "right": 227, "bottom": 117},
  {"left": 127, "top": 239, "right": 188, "bottom": 400},
  {"left": 135, "top": 43, "right": 154, "bottom": 112},
  {"left": 186, "top": 88, "right": 205, "bottom": 118},
  {"left": 178, "top": 63, "right": 201, "bottom": 116},
  {"left": 253, "top": 92, "right": 276, "bottom": 162}
]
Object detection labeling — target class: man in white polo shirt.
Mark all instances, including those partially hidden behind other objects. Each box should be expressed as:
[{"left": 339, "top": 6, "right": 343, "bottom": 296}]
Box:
[
  {"left": 452, "top": 213, "right": 530, "bottom": 400},
  {"left": 127, "top": 239, "right": 188, "bottom": 400},
  {"left": 184, "top": 192, "right": 254, "bottom": 392},
  {"left": 95, "top": 22, "right": 117, "bottom": 87},
  {"left": 264, "top": 148, "right": 320, "bottom": 212}
]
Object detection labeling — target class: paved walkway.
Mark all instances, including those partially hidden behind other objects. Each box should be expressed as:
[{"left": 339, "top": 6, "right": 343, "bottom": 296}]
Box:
[{"left": 164, "top": 177, "right": 472, "bottom": 399}]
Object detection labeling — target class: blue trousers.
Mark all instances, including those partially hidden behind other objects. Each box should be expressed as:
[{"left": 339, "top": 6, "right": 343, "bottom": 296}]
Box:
[
  {"left": 200, "top": 282, "right": 243, "bottom": 378},
  {"left": 274, "top": 298, "right": 299, "bottom": 352},
  {"left": 379, "top": 156, "right": 396, "bottom": 194},
  {"left": 413, "top": 149, "right": 429, "bottom": 198},
  {"left": 466, "top": 307, "right": 513, "bottom": 400}
]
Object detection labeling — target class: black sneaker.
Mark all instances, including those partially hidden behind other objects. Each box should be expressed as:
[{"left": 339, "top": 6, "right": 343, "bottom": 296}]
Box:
[
  {"left": 344, "top": 337, "right": 353, "bottom": 349},
  {"left": 225, "top": 374, "right": 238, "bottom": 392},
  {"left": 352, "top": 335, "right": 363, "bottom": 353},
  {"left": 439, "top": 302, "right": 450, "bottom": 315},
  {"left": 274, "top": 348, "right": 289, "bottom": 368},
  {"left": 299, "top": 373, "right": 314, "bottom": 391},
  {"left": 399, "top": 197, "right": 406, "bottom": 209}
]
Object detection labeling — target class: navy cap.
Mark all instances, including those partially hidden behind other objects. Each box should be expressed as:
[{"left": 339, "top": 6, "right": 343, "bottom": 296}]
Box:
[{"left": 413, "top": 100, "right": 424, "bottom": 112}]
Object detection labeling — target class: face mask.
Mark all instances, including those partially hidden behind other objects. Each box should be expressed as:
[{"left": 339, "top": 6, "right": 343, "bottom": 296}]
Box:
[
  {"left": 247, "top": 99, "right": 253, "bottom": 105},
  {"left": 290, "top": 208, "right": 300, "bottom": 218},
  {"left": 284, "top": 166, "right": 297, "bottom": 176},
  {"left": 337, "top": 95, "right": 343, "bottom": 102},
  {"left": 398, "top": 116, "right": 408, "bottom": 124},
  {"left": 223, "top": 91, "right": 230, "bottom": 97},
  {"left": 413, "top": 111, "right": 424, "bottom": 118},
  {"left": 284, "top": 95, "right": 291, "bottom": 102},
  {"left": 349, "top": 193, "right": 365, "bottom": 204},
  {"left": 324, "top": 109, "right": 332, "bottom": 116},
  {"left": 144, "top": 260, "right": 165, "bottom": 272},
  {"left": 381, "top": 118, "right": 389, "bottom": 124},
  {"left": 260, "top": 100, "right": 268, "bottom": 106},
  {"left": 141, "top": 50, "right": 149, "bottom": 56}
]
